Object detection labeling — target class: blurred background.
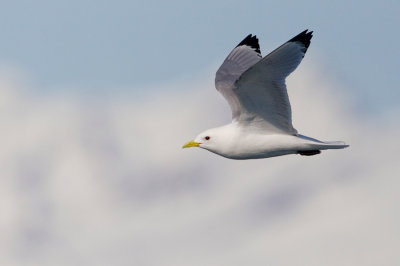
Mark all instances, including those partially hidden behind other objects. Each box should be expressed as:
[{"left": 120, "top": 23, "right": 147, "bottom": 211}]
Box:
[{"left": 1, "top": 0, "right": 399, "bottom": 265}]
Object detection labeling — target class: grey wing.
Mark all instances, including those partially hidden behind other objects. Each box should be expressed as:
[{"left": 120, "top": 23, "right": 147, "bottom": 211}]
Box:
[
  {"left": 215, "top": 34, "right": 262, "bottom": 118},
  {"left": 234, "top": 30, "right": 313, "bottom": 134}
]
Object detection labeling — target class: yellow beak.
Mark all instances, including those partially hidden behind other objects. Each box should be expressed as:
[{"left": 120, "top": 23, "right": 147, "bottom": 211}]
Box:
[{"left": 182, "top": 140, "right": 200, "bottom": 149}]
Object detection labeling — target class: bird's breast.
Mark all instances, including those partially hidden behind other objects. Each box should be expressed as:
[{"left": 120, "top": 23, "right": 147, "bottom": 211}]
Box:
[{"left": 216, "top": 133, "right": 300, "bottom": 160}]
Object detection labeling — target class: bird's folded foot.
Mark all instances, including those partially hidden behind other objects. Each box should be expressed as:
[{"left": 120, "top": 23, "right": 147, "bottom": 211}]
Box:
[{"left": 298, "top": 150, "right": 321, "bottom": 156}]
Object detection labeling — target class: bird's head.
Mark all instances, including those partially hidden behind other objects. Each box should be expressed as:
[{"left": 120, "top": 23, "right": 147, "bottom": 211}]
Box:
[
  {"left": 182, "top": 126, "right": 235, "bottom": 156},
  {"left": 182, "top": 129, "right": 215, "bottom": 151}
]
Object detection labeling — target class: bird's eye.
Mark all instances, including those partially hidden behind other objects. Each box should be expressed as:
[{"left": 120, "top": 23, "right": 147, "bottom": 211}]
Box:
[{"left": 205, "top": 136, "right": 210, "bottom": 140}]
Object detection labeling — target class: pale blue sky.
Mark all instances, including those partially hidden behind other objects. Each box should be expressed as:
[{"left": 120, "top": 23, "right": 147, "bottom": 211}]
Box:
[{"left": 0, "top": 0, "right": 398, "bottom": 112}]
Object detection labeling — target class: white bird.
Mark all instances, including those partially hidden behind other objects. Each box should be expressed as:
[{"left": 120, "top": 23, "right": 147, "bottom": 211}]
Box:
[{"left": 183, "top": 30, "right": 348, "bottom": 159}]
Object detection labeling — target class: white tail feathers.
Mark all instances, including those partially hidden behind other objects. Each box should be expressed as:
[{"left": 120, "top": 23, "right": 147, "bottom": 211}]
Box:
[{"left": 321, "top": 141, "right": 349, "bottom": 149}]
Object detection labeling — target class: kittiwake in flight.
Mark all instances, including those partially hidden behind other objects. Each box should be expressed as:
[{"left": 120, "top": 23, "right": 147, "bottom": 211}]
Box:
[{"left": 183, "top": 30, "right": 348, "bottom": 159}]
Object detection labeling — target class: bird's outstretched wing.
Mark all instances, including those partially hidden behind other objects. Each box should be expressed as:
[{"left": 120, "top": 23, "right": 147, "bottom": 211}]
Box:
[
  {"left": 215, "top": 34, "right": 262, "bottom": 118},
  {"left": 215, "top": 30, "right": 313, "bottom": 134}
]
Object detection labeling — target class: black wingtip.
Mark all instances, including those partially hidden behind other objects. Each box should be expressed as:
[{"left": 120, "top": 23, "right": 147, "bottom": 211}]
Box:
[
  {"left": 288, "top": 29, "right": 313, "bottom": 49},
  {"left": 236, "top": 34, "right": 261, "bottom": 54}
]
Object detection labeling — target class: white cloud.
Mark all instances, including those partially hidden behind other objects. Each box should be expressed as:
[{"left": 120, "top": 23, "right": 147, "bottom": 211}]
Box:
[{"left": 0, "top": 61, "right": 399, "bottom": 266}]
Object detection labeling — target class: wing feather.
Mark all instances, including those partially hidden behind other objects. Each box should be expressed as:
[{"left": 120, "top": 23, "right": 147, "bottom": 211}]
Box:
[
  {"left": 216, "top": 30, "right": 313, "bottom": 134},
  {"left": 215, "top": 34, "right": 262, "bottom": 118}
]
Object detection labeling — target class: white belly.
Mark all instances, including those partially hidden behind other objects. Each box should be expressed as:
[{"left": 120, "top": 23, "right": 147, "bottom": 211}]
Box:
[{"left": 213, "top": 133, "right": 304, "bottom": 160}]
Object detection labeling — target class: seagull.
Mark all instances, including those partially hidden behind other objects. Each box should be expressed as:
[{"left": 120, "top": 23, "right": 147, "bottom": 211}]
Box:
[{"left": 183, "top": 30, "right": 348, "bottom": 159}]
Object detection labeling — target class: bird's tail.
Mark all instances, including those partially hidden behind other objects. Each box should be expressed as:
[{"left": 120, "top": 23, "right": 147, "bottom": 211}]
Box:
[
  {"left": 319, "top": 141, "right": 349, "bottom": 149},
  {"left": 297, "top": 134, "right": 349, "bottom": 151}
]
